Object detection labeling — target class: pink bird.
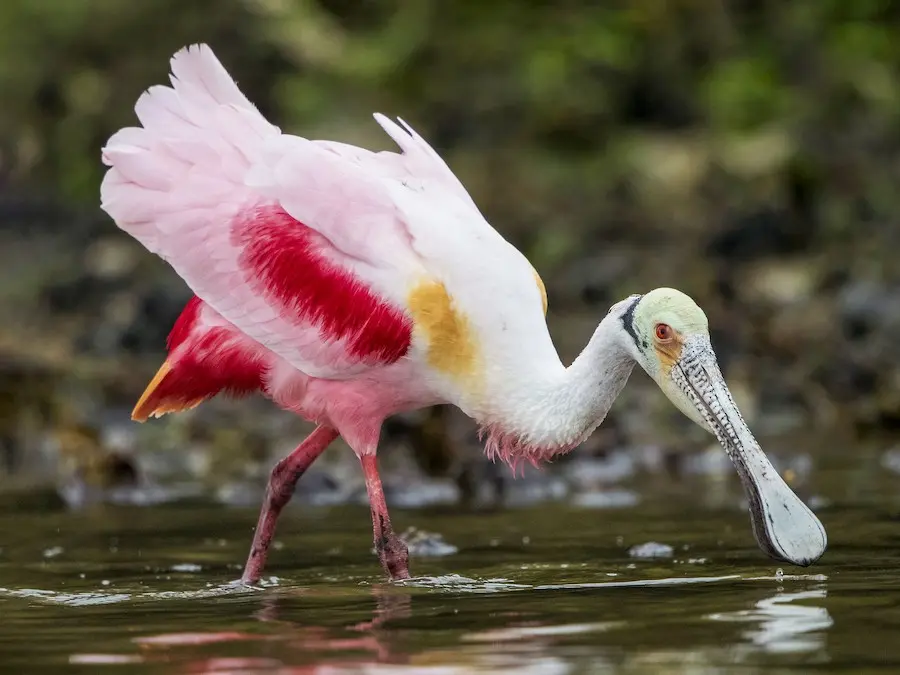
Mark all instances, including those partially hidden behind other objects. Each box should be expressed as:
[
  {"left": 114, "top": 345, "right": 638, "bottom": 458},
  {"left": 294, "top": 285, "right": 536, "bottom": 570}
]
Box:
[{"left": 100, "top": 44, "right": 826, "bottom": 584}]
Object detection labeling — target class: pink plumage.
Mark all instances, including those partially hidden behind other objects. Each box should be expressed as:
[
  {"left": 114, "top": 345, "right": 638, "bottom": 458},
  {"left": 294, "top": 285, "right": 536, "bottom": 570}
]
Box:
[
  {"left": 101, "top": 43, "right": 533, "bottom": 583},
  {"left": 99, "top": 43, "right": 605, "bottom": 582},
  {"left": 102, "top": 44, "right": 829, "bottom": 581},
  {"left": 232, "top": 205, "right": 413, "bottom": 363}
]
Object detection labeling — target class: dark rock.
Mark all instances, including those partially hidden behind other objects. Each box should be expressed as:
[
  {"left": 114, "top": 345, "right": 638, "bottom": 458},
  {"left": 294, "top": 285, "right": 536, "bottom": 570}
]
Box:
[
  {"left": 812, "top": 359, "right": 879, "bottom": 403},
  {"left": 707, "top": 206, "right": 816, "bottom": 262},
  {"left": 293, "top": 470, "right": 353, "bottom": 507},
  {"left": 41, "top": 275, "right": 116, "bottom": 315},
  {"left": 118, "top": 287, "right": 190, "bottom": 355},
  {"left": 618, "top": 64, "right": 699, "bottom": 131},
  {"left": 838, "top": 281, "right": 900, "bottom": 341},
  {"left": 550, "top": 250, "right": 633, "bottom": 310}
]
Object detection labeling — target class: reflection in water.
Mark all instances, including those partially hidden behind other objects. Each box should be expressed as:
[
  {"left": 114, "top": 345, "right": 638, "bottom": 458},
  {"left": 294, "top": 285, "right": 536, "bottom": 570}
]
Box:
[
  {"left": 708, "top": 587, "right": 833, "bottom": 656},
  {"left": 0, "top": 577, "right": 277, "bottom": 606},
  {"left": 0, "top": 572, "right": 749, "bottom": 605},
  {"left": 4, "top": 490, "right": 894, "bottom": 675},
  {"left": 51, "top": 575, "right": 837, "bottom": 674},
  {"left": 1, "top": 573, "right": 840, "bottom": 673},
  {"left": 128, "top": 584, "right": 587, "bottom": 674}
]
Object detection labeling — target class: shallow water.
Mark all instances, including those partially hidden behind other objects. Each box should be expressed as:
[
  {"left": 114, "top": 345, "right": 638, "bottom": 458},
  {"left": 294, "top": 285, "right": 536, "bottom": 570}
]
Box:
[{"left": 1, "top": 446, "right": 899, "bottom": 674}]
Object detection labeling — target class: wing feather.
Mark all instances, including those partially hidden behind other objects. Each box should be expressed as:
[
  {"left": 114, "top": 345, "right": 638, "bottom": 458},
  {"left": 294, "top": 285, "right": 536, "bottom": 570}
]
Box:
[
  {"left": 101, "top": 44, "right": 414, "bottom": 379},
  {"left": 101, "top": 42, "right": 549, "bottom": 400}
]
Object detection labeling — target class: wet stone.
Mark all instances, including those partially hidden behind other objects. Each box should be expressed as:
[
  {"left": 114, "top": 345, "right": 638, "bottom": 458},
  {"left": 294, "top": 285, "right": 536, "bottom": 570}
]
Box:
[
  {"left": 880, "top": 447, "right": 900, "bottom": 475},
  {"left": 384, "top": 476, "right": 460, "bottom": 509},
  {"left": 680, "top": 446, "right": 734, "bottom": 477},
  {"left": 628, "top": 542, "right": 675, "bottom": 559},
  {"left": 215, "top": 481, "right": 265, "bottom": 508},
  {"left": 295, "top": 471, "right": 355, "bottom": 507},
  {"left": 59, "top": 480, "right": 203, "bottom": 510},
  {"left": 400, "top": 527, "right": 459, "bottom": 557},
  {"left": 502, "top": 468, "right": 569, "bottom": 507},
  {"left": 572, "top": 489, "right": 641, "bottom": 509},
  {"left": 562, "top": 450, "right": 637, "bottom": 488}
]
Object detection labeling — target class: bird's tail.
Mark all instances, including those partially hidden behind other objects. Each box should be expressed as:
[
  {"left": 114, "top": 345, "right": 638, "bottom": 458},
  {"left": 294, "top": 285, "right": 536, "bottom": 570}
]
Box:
[
  {"left": 100, "top": 43, "right": 279, "bottom": 253},
  {"left": 131, "top": 296, "right": 266, "bottom": 422}
]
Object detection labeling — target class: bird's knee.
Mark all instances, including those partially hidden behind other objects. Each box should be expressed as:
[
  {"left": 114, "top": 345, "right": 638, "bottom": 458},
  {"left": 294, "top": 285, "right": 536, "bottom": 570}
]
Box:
[{"left": 266, "top": 458, "right": 299, "bottom": 507}]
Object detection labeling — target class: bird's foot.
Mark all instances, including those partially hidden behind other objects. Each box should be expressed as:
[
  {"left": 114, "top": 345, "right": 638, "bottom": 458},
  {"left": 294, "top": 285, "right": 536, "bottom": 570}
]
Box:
[
  {"left": 378, "top": 535, "right": 411, "bottom": 581},
  {"left": 239, "top": 551, "right": 266, "bottom": 586}
]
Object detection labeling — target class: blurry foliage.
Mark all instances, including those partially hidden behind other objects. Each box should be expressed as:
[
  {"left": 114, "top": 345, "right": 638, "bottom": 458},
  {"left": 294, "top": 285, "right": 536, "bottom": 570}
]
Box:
[
  {"left": 0, "top": 0, "right": 899, "bottom": 441},
  {"left": 0, "top": 1, "right": 896, "bottom": 202}
]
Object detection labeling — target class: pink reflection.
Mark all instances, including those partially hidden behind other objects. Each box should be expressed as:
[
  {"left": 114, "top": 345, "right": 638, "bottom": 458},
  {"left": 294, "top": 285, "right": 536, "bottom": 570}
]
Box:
[
  {"left": 125, "top": 584, "right": 413, "bottom": 673},
  {"left": 69, "top": 654, "right": 144, "bottom": 665},
  {"left": 182, "top": 656, "right": 297, "bottom": 673},
  {"left": 134, "top": 632, "right": 264, "bottom": 647}
]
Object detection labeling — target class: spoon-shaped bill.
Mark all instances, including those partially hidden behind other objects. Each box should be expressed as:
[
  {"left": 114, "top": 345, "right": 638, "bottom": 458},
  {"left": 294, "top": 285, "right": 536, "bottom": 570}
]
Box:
[{"left": 670, "top": 339, "right": 827, "bottom": 566}]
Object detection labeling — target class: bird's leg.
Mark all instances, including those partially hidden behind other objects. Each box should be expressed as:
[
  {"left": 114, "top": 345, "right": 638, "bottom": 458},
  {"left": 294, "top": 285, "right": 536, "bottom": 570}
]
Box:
[
  {"left": 241, "top": 425, "right": 339, "bottom": 584},
  {"left": 360, "top": 454, "right": 410, "bottom": 581}
]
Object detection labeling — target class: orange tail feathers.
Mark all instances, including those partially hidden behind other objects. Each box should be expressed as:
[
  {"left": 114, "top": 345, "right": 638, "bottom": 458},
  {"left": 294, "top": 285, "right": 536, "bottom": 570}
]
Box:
[
  {"left": 131, "top": 360, "right": 205, "bottom": 422},
  {"left": 132, "top": 296, "right": 267, "bottom": 422}
]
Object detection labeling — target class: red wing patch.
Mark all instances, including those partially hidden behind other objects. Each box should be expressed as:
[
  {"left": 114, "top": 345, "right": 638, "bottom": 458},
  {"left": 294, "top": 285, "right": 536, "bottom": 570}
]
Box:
[
  {"left": 231, "top": 204, "right": 412, "bottom": 364},
  {"left": 167, "top": 294, "right": 203, "bottom": 351},
  {"left": 132, "top": 298, "right": 266, "bottom": 421}
]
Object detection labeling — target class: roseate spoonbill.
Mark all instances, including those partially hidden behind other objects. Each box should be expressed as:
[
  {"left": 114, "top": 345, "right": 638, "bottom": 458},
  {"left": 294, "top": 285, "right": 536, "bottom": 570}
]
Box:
[{"left": 100, "top": 44, "right": 826, "bottom": 583}]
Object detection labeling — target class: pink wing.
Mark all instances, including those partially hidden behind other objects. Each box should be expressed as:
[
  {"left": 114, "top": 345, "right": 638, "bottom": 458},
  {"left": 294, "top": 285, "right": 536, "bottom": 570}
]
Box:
[
  {"left": 101, "top": 44, "right": 440, "bottom": 379},
  {"left": 314, "top": 115, "right": 480, "bottom": 214}
]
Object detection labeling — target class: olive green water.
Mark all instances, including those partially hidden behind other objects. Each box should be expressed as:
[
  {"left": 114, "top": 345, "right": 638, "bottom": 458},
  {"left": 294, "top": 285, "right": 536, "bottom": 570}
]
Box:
[{"left": 0, "top": 448, "right": 898, "bottom": 674}]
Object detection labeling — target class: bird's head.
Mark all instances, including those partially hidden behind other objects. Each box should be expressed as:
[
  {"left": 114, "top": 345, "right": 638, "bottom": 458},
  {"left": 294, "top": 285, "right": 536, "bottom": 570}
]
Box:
[{"left": 609, "top": 288, "right": 827, "bottom": 567}]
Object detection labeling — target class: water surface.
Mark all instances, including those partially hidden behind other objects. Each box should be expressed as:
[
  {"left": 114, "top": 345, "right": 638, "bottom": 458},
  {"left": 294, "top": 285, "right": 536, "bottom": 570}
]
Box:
[{"left": 0, "top": 449, "right": 898, "bottom": 674}]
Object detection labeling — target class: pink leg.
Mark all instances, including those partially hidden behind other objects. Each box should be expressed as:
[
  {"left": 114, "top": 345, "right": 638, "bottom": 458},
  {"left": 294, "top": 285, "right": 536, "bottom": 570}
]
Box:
[
  {"left": 241, "top": 425, "right": 339, "bottom": 584},
  {"left": 360, "top": 454, "right": 410, "bottom": 581}
]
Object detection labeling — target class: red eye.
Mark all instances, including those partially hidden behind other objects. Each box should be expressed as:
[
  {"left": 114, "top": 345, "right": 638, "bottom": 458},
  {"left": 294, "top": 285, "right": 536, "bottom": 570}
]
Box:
[{"left": 655, "top": 323, "right": 672, "bottom": 341}]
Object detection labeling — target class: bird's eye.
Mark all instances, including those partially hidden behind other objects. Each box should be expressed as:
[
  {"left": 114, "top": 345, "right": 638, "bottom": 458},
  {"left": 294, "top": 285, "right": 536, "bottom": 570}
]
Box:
[{"left": 655, "top": 323, "right": 673, "bottom": 341}]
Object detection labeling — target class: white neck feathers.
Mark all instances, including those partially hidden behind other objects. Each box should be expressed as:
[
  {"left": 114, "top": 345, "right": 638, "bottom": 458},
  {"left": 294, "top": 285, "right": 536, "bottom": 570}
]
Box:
[{"left": 479, "top": 316, "right": 635, "bottom": 467}]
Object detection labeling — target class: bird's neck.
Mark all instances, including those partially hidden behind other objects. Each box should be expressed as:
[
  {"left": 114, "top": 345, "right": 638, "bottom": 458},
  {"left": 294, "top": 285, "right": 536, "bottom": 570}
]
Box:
[{"left": 480, "top": 316, "right": 636, "bottom": 467}]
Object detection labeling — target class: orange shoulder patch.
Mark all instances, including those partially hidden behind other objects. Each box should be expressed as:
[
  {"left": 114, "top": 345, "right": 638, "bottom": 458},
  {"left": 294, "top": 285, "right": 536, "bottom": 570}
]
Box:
[
  {"left": 533, "top": 268, "right": 548, "bottom": 316},
  {"left": 407, "top": 279, "right": 480, "bottom": 386}
]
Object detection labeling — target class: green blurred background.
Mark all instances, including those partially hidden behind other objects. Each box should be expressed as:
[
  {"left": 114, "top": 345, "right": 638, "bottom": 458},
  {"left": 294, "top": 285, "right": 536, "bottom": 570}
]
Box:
[{"left": 0, "top": 0, "right": 897, "bottom": 506}]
